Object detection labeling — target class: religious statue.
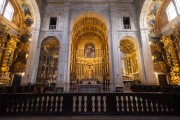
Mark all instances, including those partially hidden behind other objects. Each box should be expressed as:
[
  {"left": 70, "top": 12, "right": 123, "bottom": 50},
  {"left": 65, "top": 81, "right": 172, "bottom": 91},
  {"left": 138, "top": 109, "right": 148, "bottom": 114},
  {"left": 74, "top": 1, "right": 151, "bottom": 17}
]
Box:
[
  {"left": 22, "top": 3, "right": 31, "bottom": 16},
  {"left": 88, "top": 69, "right": 92, "bottom": 78},
  {"left": 148, "top": 16, "right": 155, "bottom": 27},
  {"left": 149, "top": 1, "right": 159, "bottom": 15},
  {"left": 24, "top": 18, "right": 33, "bottom": 27}
]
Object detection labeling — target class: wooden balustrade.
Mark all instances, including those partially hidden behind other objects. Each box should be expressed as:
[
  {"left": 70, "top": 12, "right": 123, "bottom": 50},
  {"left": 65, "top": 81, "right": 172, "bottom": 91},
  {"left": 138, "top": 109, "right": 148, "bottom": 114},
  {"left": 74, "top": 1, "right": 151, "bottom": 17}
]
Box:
[{"left": 0, "top": 93, "right": 179, "bottom": 116}]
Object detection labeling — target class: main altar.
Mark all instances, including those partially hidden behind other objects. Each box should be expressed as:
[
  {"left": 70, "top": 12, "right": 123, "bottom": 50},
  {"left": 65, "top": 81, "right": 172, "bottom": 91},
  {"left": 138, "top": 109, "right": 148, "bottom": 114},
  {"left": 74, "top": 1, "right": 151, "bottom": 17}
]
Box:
[{"left": 71, "top": 79, "right": 102, "bottom": 93}]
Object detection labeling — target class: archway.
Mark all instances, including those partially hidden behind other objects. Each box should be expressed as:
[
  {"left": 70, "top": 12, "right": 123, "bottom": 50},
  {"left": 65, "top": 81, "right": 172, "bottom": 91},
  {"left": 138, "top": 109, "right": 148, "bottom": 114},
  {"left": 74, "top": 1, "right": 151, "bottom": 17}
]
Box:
[
  {"left": 138, "top": 0, "right": 159, "bottom": 85},
  {"left": 36, "top": 37, "right": 60, "bottom": 89},
  {"left": 70, "top": 13, "right": 109, "bottom": 86},
  {"left": 120, "top": 39, "right": 139, "bottom": 82},
  {"left": 22, "top": 0, "right": 41, "bottom": 84}
]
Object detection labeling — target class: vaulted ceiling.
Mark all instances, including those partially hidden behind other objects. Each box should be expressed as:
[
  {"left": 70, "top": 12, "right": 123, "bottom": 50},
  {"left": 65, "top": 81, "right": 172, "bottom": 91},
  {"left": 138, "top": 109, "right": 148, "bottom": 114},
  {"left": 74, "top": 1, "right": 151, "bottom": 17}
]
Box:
[
  {"left": 36, "top": 0, "right": 144, "bottom": 14},
  {"left": 36, "top": 0, "right": 145, "bottom": 25},
  {"left": 72, "top": 17, "right": 108, "bottom": 46}
]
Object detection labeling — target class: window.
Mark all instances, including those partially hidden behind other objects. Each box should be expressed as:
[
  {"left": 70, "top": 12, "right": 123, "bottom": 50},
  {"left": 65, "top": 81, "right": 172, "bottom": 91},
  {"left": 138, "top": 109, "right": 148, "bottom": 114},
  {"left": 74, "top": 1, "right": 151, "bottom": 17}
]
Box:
[
  {"left": 3, "top": 2, "right": 14, "bottom": 21},
  {"left": 0, "top": 0, "right": 6, "bottom": 14},
  {"left": 123, "top": 17, "right": 131, "bottom": 29},
  {"left": 49, "top": 17, "right": 57, "bottom": 29},
  {"left": 175, "top": 0, "right": 180, "bottom": 13},
  {"left": 166, "top": 1, "right": 177, "bottom": 21}
]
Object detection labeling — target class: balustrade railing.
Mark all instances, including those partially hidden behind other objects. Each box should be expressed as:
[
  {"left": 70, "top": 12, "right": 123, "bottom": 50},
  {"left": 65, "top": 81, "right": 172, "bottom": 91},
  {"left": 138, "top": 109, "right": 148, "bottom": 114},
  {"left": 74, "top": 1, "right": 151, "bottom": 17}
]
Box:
[
  {"left": 0, "top": 93, "right": 179, "bottom": 116},
  {"left": 124, "top": 25, "right": 131, "bottom": 29},
  {"left": 49, "top": 25, "right": 56, "bottom": 30}
]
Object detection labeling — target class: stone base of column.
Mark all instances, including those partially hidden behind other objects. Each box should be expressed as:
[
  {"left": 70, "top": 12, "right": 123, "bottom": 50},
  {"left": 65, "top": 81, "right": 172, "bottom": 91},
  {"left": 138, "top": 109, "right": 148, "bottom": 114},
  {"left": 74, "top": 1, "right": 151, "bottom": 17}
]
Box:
[
  {"left": 115, "top": 82, "right": 124, "bottom": 92},
  {"left": 63, "top": 82, "right": 70, "bottom": 92},
  {"left": 109, "top": 81, "right": 115, "bottom": 92},
  {"left": 55, "top": 82, "right": 70, "bottom": 92},
  {"left": 55, "top": 82, "right": 64, "bottom": 93},
  {"left": 146, "top": 73, "right": 159, "bottom": 85}
]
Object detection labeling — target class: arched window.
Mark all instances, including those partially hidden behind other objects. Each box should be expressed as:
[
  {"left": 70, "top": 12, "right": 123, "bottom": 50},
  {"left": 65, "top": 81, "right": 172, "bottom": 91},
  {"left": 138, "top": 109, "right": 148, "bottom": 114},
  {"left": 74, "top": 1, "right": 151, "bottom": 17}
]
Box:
[
  {"left": 0, "top": 0, "right": 6, "bottom": 14},
  {"left": 4, "top": 2, "right": 14, "bottom": 21},
  {"left": 166, "top": 1, "right": 177, "bottom": 21},
  {"left": 175, "top": 0, "right": 180, "bottom": 13}
]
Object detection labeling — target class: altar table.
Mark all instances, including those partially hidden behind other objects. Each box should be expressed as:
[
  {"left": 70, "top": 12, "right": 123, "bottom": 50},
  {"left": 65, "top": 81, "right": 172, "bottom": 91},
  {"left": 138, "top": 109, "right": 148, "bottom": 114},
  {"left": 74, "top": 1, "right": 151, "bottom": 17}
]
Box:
[{"left": 78, "top": 84, "right": 101, "bottom": 93}]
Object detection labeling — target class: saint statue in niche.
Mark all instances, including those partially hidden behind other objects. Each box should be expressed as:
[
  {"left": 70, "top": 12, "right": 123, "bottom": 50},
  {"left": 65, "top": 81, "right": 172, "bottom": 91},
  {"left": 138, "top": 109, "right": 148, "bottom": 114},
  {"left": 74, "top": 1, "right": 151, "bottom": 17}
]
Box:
[
  {"left": 22, "top": 3, "right": 31, "bottom": 16},
  {"left": 84, "top": 43, "right": 95, "bottom": 58}
]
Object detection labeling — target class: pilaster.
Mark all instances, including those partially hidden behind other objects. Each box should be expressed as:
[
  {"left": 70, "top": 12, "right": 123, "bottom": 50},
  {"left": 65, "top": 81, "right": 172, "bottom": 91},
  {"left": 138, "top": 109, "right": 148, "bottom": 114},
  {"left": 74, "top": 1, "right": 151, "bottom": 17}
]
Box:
[
  {"left": 110, "top": 6, "right": 124, "bottom": 91},
  {"left": 140, "top": 29, "right": 158, "bottom": 85},
  {"left": 56, "top": 6, "right": 70, "bottom": 92}
]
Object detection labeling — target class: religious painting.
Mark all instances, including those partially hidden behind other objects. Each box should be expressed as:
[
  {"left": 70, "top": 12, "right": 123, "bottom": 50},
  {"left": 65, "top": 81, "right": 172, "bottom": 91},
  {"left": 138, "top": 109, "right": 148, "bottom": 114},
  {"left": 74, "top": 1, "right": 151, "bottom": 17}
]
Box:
[{"left": 84, "top": 43, "right": 95, "bottom": 58}]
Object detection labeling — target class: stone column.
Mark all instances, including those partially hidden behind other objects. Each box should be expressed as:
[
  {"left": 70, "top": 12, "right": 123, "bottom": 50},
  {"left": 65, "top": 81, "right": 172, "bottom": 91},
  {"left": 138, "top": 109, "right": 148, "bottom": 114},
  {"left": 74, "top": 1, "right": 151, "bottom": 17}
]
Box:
[
  {"left": 110, "top": 7, "right": 124, "bottom": 92},
  {"left": 57, "top": 6, "right": 70, "bottom": 92},
  {"left": 23, "top": 29, "right": 40, "bottom": 85},
  {"left": 140, "top": 29, "right": 158, "bottom": 85}
]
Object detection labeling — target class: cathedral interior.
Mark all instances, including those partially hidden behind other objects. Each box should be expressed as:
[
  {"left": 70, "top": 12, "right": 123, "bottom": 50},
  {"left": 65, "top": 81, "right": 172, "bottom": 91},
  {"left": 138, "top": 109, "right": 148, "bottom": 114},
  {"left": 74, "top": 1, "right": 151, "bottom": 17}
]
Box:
[
  {"left": 0, "top": 0, "right": 179, "bottom": 92},
  {"left": 0, "top": 0, "right": 180, "bottom": 118},
  {"left": 0, "top": 0, "right": 180, "bottom": 117}
]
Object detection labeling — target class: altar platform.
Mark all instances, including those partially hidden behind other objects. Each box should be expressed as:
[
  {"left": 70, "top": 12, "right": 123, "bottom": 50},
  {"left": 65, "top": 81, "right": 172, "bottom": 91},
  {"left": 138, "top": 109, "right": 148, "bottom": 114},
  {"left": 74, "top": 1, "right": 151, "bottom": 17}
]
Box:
[
  {"left": 77, "top": 79, "right": 102, "bottom": 93},
  {"left": 78, "top": 84, "right": 101, "bottom": 93}
]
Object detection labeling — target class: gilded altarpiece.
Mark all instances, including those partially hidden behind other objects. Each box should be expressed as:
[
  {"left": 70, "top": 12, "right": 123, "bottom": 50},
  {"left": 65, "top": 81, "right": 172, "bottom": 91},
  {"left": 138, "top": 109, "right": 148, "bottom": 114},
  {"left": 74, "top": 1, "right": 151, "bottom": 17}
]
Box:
[
  {"left": 146, "top": 0, "right": 180, "bottom": 85},
  {"left": 70, "top": 16, "right": 110, "bottom": 83},
  {"left": 161, "top": 35, "right": 180, "bottom": 84},
  {"left": 120, "top": 40, "right": 139, "bottom": 80},
  {"left": 0, "top": 0, "right": 34, "bottom": 86},
  {"left": 75, "top": 40, "right": 105, "bottom": 81},
  {"left": 0, "top": 25, "right": 19, "bottom": 85},
  {"left": 36, "top": 37, "right": 60, "bottom": 85}
]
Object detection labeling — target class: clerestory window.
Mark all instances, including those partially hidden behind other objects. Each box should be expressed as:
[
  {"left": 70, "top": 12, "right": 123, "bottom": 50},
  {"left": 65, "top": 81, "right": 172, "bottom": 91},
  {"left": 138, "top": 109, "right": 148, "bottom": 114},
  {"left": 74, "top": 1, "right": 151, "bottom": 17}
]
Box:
[
  {"left": 0, "top": 0, "right": 6, "bottom": 14},
  {"left": 49, "top": 17, "right": 57, "bottom": 30},
  {"left": 3, "top": 2, "right": 14, "bottom": 21},
  {"left": 166, "top": 1, "right": 177, "bottom": 21},
  {"left": 123, "top": 17, "right": 131, "bottom": 29},
  {"left": 175, "top": 0, "right": 180, "bottom": 14}
]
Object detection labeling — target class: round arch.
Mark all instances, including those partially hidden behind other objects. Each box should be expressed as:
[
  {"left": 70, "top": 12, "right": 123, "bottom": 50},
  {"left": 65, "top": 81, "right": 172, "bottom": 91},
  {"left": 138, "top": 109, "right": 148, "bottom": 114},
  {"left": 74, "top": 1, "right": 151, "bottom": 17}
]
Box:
[
  {"left": 38, "top": 35, "right": 62, "bottom": 48},
  {"left": 119, "top": 36, "right": 141, "bottom": 50},
  {"left": 69, "top": 12, "right": 110, "bottom": 84},
  {"left": 139, "top": 0, "right": 161, "bottom": 85},
  {"left": 139, "top": 0, "right": 152, "bottom": 29},
  {"left": 36, "top": 36, "right": 60, "bottom": 85},
  {"left": 28, "top": 0, "right": 41, "bottom": 31},
  {"left": 23, "top": 0, "right": 42, "bottom": 84},
  {"left": 119, "top": 36, "right": 146, "bottom": 84},
  {"left": 70, "top": 12, "right": 110, "bottom": 31}
]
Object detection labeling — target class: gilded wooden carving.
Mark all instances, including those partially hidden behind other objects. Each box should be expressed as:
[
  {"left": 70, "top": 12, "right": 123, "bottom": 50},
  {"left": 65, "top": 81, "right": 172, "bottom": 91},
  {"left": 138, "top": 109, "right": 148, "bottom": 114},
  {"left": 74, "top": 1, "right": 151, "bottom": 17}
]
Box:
[
  {"left": 0, "top": 0, "right": 34, "bottom": 85},
  {"left": 70, "top": 16, "right": 109, "bottom": 82},
  {"left": 161, "top": 35, "right": 180, "bottom": 84}
]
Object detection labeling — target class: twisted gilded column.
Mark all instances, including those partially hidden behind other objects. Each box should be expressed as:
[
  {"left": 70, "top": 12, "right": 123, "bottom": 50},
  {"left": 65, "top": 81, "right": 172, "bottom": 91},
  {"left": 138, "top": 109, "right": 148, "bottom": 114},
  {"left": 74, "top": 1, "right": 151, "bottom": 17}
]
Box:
[
  {"left": 0, "top": 35, "right": 19, "bottom": 85},
  {"left": 161, "top": 35, "right": 180, "bottom": 84}
]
